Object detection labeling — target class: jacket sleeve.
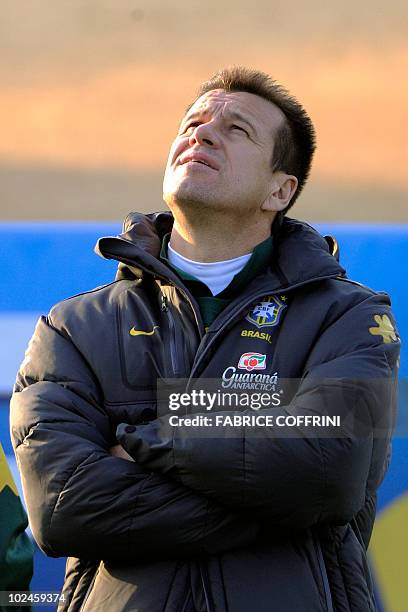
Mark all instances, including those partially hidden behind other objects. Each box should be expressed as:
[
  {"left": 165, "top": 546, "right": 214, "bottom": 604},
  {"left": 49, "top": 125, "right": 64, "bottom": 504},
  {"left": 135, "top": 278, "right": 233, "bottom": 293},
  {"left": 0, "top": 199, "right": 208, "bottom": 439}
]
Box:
[
  {"left": 10, "top": 315, "right": 258, "bottom": 562},
  {"left": 118, "top": 292, "right": 400, "bottom": 528}
]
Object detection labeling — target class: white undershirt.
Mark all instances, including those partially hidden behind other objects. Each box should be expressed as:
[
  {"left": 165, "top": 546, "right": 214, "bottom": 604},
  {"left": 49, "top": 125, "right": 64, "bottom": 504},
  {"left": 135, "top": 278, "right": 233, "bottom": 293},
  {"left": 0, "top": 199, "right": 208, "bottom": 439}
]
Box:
[{"left": 168, "top": 242, "right": 252, "bottom": 296}]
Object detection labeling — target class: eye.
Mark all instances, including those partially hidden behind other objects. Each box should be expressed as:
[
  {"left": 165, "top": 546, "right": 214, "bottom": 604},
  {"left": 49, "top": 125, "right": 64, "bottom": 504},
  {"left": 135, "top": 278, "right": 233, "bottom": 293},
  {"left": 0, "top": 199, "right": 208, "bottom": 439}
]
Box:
[
  {"left": 181, "top": 122, "right": 201, "bottom": 135},
  {"left": 231, "top": 124, "right": 248, "bottom": 135}
]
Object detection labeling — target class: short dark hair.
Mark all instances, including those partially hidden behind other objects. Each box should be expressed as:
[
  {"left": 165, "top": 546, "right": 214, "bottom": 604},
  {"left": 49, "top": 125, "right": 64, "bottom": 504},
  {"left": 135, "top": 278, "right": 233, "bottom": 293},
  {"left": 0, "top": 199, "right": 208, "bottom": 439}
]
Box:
[{"left": 190, "top": 66, "right": 316, "bottom": 210}]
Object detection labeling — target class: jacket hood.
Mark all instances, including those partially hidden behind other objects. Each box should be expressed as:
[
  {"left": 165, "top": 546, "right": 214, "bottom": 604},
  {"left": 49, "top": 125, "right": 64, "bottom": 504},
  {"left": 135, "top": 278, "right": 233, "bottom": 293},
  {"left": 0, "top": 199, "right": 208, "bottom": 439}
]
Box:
[{"left": 96, "top": 211, "right": 345, "bottom": 289}]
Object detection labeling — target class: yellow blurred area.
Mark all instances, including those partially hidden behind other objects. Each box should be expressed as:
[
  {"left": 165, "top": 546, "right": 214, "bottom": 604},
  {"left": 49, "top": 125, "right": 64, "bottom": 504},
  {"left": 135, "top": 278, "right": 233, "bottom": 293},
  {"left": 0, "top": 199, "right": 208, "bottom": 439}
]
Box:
[
  {"left": 0, "top": 0, "right": 407, "bottom": 219},
  {"left": 370, "top": 494, "right": 408, "bottom": 612},
  {"left": 1, "top": 46, "right": 407, "bottom": 187}
]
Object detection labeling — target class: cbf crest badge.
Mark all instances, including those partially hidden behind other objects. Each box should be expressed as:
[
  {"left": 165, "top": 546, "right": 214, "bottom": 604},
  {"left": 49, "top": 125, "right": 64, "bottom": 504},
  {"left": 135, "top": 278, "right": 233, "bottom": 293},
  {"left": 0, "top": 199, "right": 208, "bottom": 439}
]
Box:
[{"left": 246, "top": 295, "right": 287, "bottom": 329}]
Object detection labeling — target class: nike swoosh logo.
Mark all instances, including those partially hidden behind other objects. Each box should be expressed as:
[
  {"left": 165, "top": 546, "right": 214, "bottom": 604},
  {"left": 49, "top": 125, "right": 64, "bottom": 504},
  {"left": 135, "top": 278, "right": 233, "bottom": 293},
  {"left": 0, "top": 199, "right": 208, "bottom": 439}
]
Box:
[{"left": 129, "top": 325, "right": 159, "bottom": 337}]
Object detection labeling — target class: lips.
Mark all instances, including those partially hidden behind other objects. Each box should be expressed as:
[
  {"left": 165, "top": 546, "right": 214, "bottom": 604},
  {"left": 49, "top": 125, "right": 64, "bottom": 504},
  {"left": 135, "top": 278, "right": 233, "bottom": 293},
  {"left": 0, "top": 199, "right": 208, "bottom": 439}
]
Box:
[{"left": 178, "top": 152, "right": 219, "bottom": 170}]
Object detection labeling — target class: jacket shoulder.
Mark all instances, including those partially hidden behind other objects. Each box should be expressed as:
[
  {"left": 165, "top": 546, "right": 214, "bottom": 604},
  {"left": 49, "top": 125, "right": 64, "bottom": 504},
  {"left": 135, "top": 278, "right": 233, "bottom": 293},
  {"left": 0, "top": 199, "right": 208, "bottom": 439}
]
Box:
[
  {"left": 48, "top": 279, "right": 135, "bottom": 329},
  {"left": 306, "top": 276, "right": 397, "bottom": 351},
  {"left": 334, "top": 275, "right": 384, "bottom": 295},
  {"left": 323, "top": 275, "right": 391, "bottom": 308}
]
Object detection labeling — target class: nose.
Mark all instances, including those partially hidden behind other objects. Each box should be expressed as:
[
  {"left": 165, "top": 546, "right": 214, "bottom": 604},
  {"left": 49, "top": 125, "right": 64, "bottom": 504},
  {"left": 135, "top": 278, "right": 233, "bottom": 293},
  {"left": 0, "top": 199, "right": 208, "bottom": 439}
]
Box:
[{"left": 188, "top": 121, "right": 219, "bottom": 148}]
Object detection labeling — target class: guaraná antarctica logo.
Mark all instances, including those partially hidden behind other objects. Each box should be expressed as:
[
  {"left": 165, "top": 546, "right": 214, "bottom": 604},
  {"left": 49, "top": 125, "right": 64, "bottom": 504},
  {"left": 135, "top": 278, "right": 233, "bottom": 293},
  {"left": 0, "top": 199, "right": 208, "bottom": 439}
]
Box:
[{"left": 222, "top": 353, "right": 280, "bottom": 391}]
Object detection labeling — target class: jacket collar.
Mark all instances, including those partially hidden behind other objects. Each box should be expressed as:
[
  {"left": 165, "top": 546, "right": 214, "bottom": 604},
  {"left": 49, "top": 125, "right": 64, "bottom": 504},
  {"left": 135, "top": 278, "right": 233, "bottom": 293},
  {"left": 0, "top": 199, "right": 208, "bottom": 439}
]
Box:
[{"left": 95, "top": 211, "right": 345, "bottom": 290}]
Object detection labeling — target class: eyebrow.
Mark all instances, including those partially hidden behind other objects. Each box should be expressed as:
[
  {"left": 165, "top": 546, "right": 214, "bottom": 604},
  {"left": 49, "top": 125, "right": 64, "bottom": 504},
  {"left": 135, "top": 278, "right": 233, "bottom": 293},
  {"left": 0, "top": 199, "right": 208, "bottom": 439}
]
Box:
[
  {"left": 180, "top": 110, "right": 257, "bottom": 136},
  {"left": 179, "top": 111, "right": 205, "bottom": 131}
]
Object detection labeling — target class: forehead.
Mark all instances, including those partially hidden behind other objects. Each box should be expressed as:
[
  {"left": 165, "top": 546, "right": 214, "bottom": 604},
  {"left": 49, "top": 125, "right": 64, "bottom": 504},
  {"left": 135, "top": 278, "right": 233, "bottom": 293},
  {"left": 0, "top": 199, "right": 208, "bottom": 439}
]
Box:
[{"left": 184, "top": 89, "right": 285, "bottom": 130}]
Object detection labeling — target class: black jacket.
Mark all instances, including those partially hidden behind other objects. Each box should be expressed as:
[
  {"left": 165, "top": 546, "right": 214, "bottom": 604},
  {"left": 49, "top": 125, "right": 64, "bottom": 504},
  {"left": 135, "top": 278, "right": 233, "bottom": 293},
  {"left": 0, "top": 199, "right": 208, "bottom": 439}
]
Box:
[{"left": 10, "top": 213, "right": 400, "bottom": 611}]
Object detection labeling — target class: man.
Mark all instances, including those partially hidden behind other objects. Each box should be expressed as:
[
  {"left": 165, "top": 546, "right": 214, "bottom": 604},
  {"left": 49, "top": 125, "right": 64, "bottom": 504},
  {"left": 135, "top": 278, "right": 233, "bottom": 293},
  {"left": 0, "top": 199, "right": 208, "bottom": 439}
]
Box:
[{"left": 10, "top": 67, "right": 399, "bottom": 611}]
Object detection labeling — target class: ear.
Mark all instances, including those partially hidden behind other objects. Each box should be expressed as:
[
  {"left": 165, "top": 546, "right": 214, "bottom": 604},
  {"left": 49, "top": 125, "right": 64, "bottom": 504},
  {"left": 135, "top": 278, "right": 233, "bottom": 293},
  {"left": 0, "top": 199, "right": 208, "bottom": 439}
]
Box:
[{"left": 261, "top": 172, "right": 298, "bottom": 212}]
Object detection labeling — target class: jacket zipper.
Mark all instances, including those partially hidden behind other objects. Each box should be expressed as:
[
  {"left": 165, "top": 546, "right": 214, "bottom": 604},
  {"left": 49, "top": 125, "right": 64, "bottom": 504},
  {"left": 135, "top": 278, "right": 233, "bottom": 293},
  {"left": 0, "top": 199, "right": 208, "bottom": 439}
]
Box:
[
  {"left": 107, "top": 252, "right": 206, "bottom": 338},
  {"left": 160, "top": 294, "right": 182, "bottom": 377}
]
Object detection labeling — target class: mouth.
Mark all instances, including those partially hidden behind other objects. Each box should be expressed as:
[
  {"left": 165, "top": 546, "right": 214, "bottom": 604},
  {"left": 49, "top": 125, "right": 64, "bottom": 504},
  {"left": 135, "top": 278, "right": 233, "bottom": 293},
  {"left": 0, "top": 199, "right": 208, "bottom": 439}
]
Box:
[
  {"left": 189, "top": 160, "right": 212, "bottom": 168},
  {"left": 178, "top": 153, "right": 219, "bottom": 171}
]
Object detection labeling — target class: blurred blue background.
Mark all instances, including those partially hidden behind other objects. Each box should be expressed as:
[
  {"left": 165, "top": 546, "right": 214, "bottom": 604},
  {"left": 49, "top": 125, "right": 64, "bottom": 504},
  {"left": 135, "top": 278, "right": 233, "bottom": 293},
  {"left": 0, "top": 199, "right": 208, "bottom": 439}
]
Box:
[{"left": 0, "top": 221, "right": 407, "bottom": 610}]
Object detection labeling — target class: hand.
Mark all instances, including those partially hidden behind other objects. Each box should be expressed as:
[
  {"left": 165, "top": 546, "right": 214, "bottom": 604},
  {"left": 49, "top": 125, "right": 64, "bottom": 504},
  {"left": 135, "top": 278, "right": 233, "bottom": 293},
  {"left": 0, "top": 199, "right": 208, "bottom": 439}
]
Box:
[{"left": 109, "top": 444, "right": 134, "bottom": 461}]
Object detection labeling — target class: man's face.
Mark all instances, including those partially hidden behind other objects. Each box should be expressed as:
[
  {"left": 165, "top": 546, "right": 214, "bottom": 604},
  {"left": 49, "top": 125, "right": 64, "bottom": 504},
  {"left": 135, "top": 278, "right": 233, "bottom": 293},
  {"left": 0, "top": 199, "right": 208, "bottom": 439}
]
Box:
[{"left": 163, "top": 89, "right": 287, "bottom": 216}]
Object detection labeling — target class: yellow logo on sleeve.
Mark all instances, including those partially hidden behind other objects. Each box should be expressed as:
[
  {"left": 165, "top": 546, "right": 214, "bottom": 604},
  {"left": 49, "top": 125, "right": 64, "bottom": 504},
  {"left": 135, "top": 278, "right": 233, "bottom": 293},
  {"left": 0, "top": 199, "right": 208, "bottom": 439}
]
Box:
[{"left": 369, "top": 315, "right": 397, "bottom": 344}]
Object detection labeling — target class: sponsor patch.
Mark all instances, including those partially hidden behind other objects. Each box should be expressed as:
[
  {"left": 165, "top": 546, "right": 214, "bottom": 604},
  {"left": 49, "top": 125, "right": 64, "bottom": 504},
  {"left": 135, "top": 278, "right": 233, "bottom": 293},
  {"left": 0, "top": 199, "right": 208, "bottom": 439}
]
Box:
[
  {"left": 246, "top": 295, "right": 286, "bottom": 329},
  {"left": 238, "top": 352, "right": 266, "bottom": 372},
  {"left": 221, "top": 353, "right": 281, "bottom": 392}
]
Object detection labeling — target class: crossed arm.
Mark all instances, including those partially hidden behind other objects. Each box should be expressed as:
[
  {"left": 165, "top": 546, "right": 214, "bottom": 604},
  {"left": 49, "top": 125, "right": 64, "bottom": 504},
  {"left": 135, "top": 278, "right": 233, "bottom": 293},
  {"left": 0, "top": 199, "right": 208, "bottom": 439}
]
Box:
[
  {"left": 10, "top": 315, "right": 258, "bottom": 562},
  {"left": 10, "top": 293, "right": 399, "bottom": 561}
]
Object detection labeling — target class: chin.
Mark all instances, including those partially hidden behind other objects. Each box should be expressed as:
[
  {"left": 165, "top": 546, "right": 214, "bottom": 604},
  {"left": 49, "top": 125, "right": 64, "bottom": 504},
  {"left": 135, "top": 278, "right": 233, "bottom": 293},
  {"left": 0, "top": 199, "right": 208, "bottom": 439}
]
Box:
[{"left": 165, "top": 184, "right": 220, "bottom": 212}]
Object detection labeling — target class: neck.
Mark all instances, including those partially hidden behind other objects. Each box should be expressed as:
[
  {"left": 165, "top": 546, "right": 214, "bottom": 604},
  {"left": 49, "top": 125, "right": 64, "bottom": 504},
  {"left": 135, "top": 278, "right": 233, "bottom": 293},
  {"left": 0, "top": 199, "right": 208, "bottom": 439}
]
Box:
[{"left": 169, "top": 210, "right": 275, "bottom": 262}]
